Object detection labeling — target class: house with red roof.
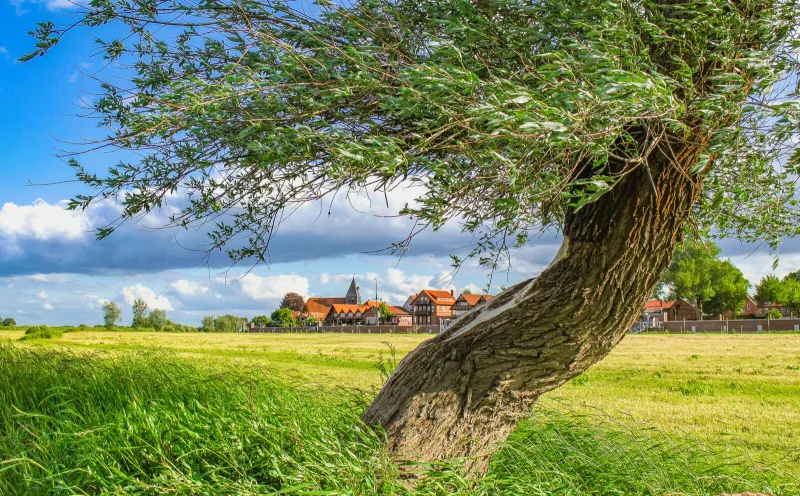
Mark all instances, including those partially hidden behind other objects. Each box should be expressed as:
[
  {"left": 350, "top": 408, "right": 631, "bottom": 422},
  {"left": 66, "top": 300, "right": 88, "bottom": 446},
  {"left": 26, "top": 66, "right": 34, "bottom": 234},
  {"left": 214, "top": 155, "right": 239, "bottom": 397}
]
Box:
[
  {"left": 410, "top": 289, "right": 457, "bottom": 327},
  {"left": 451, "top": 293, "right": 494, "bottom": 319},
  {"left": 641, "top": 298, "right": 700, "bottom": 328}
]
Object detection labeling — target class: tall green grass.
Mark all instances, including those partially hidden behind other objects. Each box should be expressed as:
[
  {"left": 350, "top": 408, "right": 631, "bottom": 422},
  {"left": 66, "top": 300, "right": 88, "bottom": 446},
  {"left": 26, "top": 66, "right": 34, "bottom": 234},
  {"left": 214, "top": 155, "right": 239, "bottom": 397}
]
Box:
[{"left": 0, "top": 345, "right": 795, "bottom": 495}]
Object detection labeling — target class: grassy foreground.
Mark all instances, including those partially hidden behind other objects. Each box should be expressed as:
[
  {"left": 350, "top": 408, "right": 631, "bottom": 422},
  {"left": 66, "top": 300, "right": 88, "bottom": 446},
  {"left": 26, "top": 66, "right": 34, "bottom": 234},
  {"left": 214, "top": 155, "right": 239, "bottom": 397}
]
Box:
[{"left": 1, "top": 330, "right": 799, "bottom": 494}]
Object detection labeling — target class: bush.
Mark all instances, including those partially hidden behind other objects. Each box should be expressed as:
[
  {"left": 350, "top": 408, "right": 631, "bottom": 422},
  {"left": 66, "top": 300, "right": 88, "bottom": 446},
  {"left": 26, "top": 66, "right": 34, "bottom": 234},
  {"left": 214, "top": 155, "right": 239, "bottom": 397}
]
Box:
[{"left": 19, "top": 326, "right": 64, "bottom": 341}]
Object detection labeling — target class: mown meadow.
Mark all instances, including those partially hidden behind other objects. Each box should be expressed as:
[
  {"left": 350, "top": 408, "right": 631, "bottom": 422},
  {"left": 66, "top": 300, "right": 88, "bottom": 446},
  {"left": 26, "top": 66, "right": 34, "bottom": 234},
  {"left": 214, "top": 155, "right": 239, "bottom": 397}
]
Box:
[{"left": 1, "top": 329, "right": 798, "bottom": 495}]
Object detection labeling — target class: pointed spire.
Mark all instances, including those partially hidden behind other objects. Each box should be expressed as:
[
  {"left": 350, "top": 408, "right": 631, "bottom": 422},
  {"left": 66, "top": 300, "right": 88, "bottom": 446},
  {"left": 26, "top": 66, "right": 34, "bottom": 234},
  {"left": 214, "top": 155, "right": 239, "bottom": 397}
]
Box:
[{"left": 345, "top": 277, "right": 361, "bottom": 305}]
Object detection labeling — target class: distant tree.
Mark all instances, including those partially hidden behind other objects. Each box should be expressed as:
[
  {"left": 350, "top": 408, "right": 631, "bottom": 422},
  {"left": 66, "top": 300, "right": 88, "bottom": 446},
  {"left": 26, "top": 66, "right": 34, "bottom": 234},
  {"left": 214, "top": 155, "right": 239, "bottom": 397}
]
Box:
[
  {"left": 271, "top": 308, "right": 295, "bottom": 327},
  {"left": 103, "top": 302, "right": 122, "bottom": 329},
  {"left": 280, "top": 293, "right": 305, "bottom": 312},
  {"left": 2, "top": 318, "right": 16, "bottom": 328},
  {"left": 215, "top": 314, "right": 245, "bottom": 333},
  {"left": 252, "top": 315, "right": 271, "bottom": 326},
  {"left": 660, "top": 241, "right": 721, "bottom": 318},
  {"left": 379, "top": 302, "right": 393, "bottom": 323},
  {"left": 780, "top": 278, "right": 800, "bottom": 317},
  {"left": 784, "top": 270, "right": 800, "bottom": 283},
  {"left": 755, "top": 275, "right": 783, "bottom": 305},
  {"left": 201, "top": 316, "right": 216, "bottom": 333},
  {"left": 703, "top": 261, "right": 750, "bottom": 318},
  {"left": 765, "top": 308, "right": 783, "bottom": 320},
  {"left": 131, "top": 299, "right": 148, "bottom": 328},
  {"left": 461, "top": 288, "right": 472, "bottom": 295},
  {"left": 148, "top": 309, "right": 168, "bottom": 331}
]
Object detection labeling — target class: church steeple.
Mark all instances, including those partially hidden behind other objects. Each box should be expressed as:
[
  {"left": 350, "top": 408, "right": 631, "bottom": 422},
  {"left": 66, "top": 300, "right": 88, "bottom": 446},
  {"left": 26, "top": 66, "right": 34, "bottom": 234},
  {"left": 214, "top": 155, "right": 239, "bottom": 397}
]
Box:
[{"left": 345, "top": 277, "right": 361, "bottom": 305}]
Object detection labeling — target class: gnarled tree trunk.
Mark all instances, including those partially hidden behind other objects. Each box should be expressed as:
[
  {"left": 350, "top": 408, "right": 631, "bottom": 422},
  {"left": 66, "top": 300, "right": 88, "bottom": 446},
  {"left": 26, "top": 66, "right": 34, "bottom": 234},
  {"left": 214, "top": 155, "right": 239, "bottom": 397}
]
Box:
[{"left": 362, "top": 141, "right": 705, "bottom": 472}]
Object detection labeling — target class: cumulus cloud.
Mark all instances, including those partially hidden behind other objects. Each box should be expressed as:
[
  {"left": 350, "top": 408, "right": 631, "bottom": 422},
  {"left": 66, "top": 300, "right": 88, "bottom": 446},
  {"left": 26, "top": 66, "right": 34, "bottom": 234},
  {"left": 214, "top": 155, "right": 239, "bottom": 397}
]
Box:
[
  {"left": 0, "top": 188, "right": 474, "bottom": 277},
  {"left": 42, "top": 303, "right": 54, "bottom": 311},
  {"left": 170, "top": 279, "right": 210, "bottom": 298},
  {"left": 121, "top": 284, "right": 173, "bottom": 311},
  {"left": 10, "top": 0, "right": 81, "bottom": 14},
  {"left": 0, "top": 199, "right": 88, "bottom": 248}
]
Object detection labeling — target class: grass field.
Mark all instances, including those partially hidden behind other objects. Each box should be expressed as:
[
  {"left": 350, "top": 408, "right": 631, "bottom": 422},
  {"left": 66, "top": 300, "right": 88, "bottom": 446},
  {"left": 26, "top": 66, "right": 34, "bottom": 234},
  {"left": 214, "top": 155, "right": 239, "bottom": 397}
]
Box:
[{"left": 1, "top": 329, "right": 799, "bottom": 494}]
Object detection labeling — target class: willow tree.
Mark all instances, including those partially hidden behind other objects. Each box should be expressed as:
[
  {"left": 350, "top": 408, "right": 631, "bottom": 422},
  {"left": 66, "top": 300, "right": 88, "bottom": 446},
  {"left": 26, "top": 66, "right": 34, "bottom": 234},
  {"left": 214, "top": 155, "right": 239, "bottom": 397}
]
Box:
[{"left": 29, "top": 0, "right": 799, "bottom": 469}]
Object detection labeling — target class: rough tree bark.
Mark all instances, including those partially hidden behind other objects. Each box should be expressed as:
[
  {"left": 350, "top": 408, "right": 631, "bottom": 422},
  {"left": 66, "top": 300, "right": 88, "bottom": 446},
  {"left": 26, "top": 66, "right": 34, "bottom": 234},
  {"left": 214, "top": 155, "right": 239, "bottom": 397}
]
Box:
[{"left": 362, "top": 137, "right": 706, "bottom": 472}]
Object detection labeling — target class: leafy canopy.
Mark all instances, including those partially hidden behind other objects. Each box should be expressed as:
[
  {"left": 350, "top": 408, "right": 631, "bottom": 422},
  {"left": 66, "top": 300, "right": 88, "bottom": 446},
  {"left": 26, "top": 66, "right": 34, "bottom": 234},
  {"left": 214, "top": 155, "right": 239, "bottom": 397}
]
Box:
[
  {"left": 755, "top": 273, "right": 800, "bottom": 314},
  {"left": 271, "top": 308, "right": 296, "bottom": 327},
  {"left": 26, "top": 0, "right": 800, "bottom": 267},
  {"left": 132, "top": 299, "right": 149, "bottom": 328},
  {"left": 755, "top": 274, "right": 783, "bottom": 304},
  {"left": 280, "top": 292, "right": 306, "bottom": 312},
  {"left": 103, "top": 301, "right": 122, "bottom": 329},
  {"left": 660, "top": 241, "right": 750, "bottom": 316}
]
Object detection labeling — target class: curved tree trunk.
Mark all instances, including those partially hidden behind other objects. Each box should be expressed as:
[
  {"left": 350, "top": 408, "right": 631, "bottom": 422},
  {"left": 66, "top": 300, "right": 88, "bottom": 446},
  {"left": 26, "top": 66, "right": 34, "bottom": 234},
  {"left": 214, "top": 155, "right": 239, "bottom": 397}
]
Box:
[{"left": 362, "top": 141, "right": 705, "bottom": 472}]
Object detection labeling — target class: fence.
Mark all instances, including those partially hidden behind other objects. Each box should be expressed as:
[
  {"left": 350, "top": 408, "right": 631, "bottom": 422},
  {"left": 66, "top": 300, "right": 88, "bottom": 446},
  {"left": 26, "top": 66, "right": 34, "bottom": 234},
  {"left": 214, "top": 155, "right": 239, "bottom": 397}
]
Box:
[
  {"left": 663, "top": 318, "right": 800, "bottom": 334},
  {"left": 246, "top": 325, "right": 441, "bottom": 334}
]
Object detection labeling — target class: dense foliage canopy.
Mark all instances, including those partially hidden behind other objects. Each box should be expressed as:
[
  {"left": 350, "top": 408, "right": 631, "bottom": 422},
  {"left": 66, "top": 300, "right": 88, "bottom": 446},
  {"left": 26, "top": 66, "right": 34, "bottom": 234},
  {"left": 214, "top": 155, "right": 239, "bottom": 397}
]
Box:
[
  {"left": 132, "top": 299, "right": 149, "bottom": 328},
  {"left": 280, "top": 292, "right": 306, "bottom": 312},
  {"left": 659, "top": 241, "right": 750, "bottom": 316},
  {"left": 27, "top": 0, "right": 800, "bottom": 267},
  {"left": 102, "top": 301, "right": 122, "bottom": 329},
  {"left": 755, "top": 272, "right": 800, "bottom": 314}
]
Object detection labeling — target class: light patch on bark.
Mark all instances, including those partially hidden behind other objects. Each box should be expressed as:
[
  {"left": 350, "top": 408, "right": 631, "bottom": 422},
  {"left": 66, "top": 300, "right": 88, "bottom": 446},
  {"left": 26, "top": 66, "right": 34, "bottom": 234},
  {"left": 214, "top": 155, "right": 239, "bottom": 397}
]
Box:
[
  {"left": 444, "top": 278, "right": 536, "bottom": 341},
  {"left": 547, "top": 236, "right": 570, "bottom": 268}
]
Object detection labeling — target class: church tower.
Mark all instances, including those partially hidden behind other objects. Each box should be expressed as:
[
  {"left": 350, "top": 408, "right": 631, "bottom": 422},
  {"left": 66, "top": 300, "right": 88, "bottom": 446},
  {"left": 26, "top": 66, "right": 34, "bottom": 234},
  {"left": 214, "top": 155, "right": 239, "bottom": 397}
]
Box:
[{"left": 345, "top": 277, "right": 361, "bottom": 305}]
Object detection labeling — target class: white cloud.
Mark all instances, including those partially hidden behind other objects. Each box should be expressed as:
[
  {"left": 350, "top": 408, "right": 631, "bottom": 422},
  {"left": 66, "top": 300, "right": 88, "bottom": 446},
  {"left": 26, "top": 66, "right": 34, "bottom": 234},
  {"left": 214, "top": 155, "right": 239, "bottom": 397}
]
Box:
[
  {"left": 461, "top": 283, "right": 483, "bottom": 294},
  {"left": 727, "top": 253, "right": 800, "bottom": 287},
  {"left": 36, "top": 291, "right": 48, "bottom": 299},
  {"left": 169, "top": 279, "right": 210, "bottom": 298},
  {"left": 42, "top": 303, "right": 54, "bottom": 311},
  {"left": 83, "top": 296, "right": 110, "bottom": 310},
  {"left": 26, "top": 274, "right": 70, "bottom": 283},
  {"left": 10, "top": 0, "right": 81, "bottom": 14},
  {"left": 0, "top": 199, "right": 89, "bottom": 254},
  {"left": 239, "top": 274, "right": 309, "bottom": 302},
  {"left": 121, "top": 284, "right": 173, "bottom": 311}
]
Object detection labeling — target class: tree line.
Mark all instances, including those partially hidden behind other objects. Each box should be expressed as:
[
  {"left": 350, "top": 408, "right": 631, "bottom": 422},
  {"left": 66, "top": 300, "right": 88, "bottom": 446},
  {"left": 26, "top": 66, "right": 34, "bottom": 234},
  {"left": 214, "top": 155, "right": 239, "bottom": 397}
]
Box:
[
  {"left": 101, "top": 300, "right": 193, "bottom": 332},
  {"left": 659, "top": 241, "right": 800, "bottom": 319},
  {"left": 0, "top": 317, "right": 17, "bottom": 328}
]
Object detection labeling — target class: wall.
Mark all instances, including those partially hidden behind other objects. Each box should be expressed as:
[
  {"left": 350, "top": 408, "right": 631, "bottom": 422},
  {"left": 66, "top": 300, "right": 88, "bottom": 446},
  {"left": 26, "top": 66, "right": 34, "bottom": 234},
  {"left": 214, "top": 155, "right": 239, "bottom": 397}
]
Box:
[
  {"left": 663, "top": 319, "right": 800, "bottom": 333},
  {"left": 247, "top": 325, "right": 440, "bottom": 334}
]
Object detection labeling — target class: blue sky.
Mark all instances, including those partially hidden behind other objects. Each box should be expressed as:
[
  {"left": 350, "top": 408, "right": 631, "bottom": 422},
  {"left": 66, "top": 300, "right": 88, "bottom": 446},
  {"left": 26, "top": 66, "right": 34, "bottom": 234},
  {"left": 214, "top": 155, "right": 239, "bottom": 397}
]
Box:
[{"left": 1, "top": 1, "right": 798, "bottom": 326}]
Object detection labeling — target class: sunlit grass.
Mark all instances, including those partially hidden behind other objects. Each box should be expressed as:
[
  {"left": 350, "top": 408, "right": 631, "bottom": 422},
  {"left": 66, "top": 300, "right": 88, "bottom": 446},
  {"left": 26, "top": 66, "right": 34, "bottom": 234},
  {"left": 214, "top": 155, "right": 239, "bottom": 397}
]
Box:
[{"left": 1, "top": 344, "right": 796, "bottom": 495}]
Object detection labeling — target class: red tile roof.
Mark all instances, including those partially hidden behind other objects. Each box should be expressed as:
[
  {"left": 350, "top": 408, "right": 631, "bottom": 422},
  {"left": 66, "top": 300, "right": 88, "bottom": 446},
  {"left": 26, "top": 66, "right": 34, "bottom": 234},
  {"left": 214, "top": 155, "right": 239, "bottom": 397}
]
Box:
[
  {"left": 415, "top": 289, "right": 456, "bottom": 305},
  {"left": 645, "top": 299, "right": 675, "bottom": 310},
  {"left": 307, "top": 297, "right": 346, "bottom": 306},
  {"left": 426, "top": 289, "right": 455, "bottom": 300},
  {"left": 386, "top": 305, "right": 409, "bottom": 316},
  {"left": 459, "top": 294, "right": 485, "bottom": 306},
  {"left": 329, "top": 304, "right": 371, "bottom": 314}
]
